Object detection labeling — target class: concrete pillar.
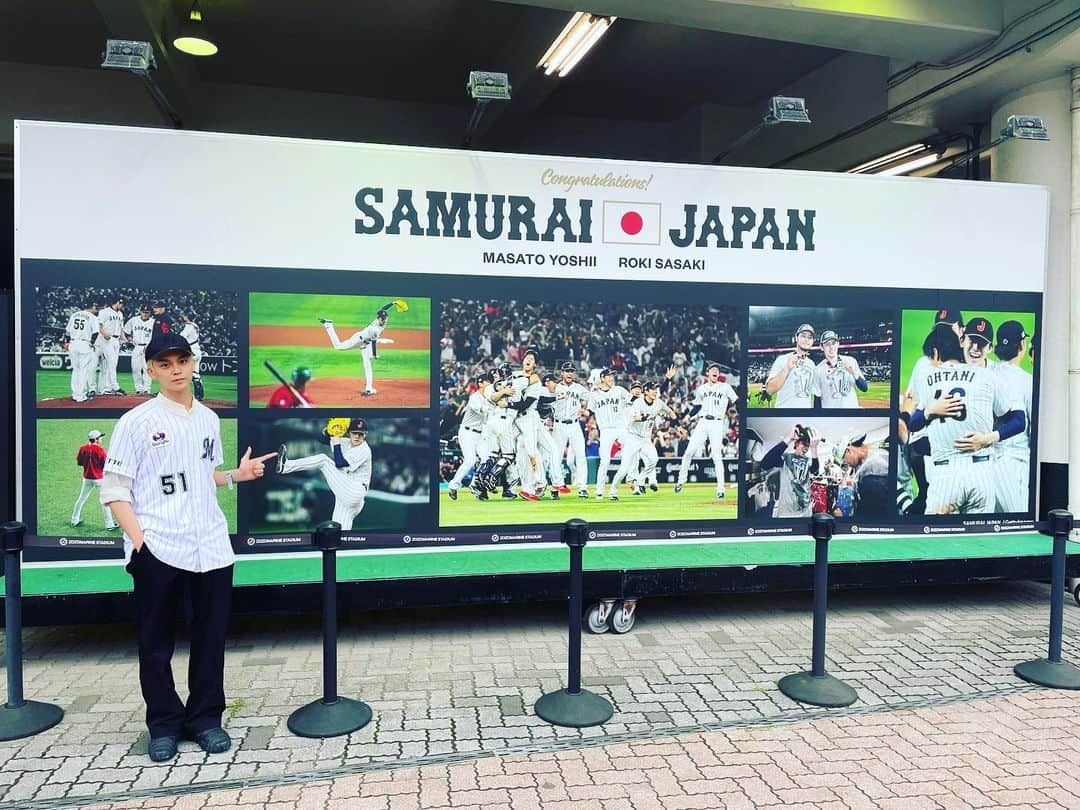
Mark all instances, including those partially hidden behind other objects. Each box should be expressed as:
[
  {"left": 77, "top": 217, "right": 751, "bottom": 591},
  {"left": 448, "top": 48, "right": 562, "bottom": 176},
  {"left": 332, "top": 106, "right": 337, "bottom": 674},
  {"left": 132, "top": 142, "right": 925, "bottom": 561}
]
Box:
[{"left": 991, "top": 72, "right": 1075, "bottom": 511}]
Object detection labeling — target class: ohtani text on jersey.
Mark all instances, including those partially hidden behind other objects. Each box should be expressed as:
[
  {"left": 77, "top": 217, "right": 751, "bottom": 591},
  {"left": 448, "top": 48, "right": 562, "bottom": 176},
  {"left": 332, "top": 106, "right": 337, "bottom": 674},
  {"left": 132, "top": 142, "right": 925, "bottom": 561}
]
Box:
[{"left": 354, "top": 188, "right": 816, "bottom": 251}]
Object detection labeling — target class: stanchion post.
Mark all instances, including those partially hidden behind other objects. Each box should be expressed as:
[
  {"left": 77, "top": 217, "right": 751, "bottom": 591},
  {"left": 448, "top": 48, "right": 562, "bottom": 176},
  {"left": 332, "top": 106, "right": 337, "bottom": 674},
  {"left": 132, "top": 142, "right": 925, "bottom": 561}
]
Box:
[
  {"left": 534, "top": 519, "right": 613, "bottom": 727},
  {"left": 287, "top": 521, "right": 374, "bottom": 738},
  {"left": 777, "top": 514, "right": 858, "bottom": 708},
  {"left": 1015, "top": 510, "right": 1080, "bottom": 689},
  {"left": 0, "top": 521, "right": 64, "bottom": 741}
]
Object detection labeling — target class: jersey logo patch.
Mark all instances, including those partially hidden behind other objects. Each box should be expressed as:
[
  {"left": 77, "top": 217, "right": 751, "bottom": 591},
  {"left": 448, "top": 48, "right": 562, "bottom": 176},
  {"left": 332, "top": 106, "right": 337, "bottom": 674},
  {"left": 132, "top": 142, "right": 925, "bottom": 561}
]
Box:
[{"left": 150, "top": 430, "right": 171, "bottom": 449}]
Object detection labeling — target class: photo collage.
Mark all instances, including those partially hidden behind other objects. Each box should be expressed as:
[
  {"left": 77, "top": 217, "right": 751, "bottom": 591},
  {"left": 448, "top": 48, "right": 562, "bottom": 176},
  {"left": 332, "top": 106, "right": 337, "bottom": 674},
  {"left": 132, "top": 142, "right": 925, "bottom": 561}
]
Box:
[{"left": 25, "top": 271, "right": 1039, "bottom": 553}]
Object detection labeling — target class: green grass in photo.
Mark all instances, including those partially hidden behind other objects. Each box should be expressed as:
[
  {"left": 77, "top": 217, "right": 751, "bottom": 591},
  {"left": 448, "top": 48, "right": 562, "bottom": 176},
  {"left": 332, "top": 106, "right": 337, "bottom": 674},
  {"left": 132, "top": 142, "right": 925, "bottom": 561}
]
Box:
[
  {"left": 899, "top": 309, "right": 1035, "bottom": 390},
  {"left": 37, "top": 418, "right": 237, "bottom": 537},
  {"left": 248, "top": 347, "right": 429, "bottom": 399},
  {"left": 36, "top": 370, "right": 237, "bottom": 403},
  {"left": 747, "top": 378, "right": 891, "bottom": 409},
  {"left": 439, "top": 482, "right": 737, "bottom": 527},
  {"left": 249, "top": 292, "right": 430, "bottom": 330}
]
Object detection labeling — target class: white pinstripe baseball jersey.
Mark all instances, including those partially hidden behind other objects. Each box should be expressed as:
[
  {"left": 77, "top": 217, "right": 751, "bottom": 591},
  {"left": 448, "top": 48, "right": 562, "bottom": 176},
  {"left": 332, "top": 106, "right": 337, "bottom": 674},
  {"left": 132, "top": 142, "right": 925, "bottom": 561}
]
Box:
[
  {"left": 124, "top": 315, "right": 154, "bottom": 346},
  {"left": 991, "top": 362, "right": 1032, "bottom": 460},
  {"left": 460, "top": 390, "right": 491, "bottom": 431},
  {"left": 917, "top": 361, "right": 1020, "bottom": 463},
  {"left": 100, "top": 394, "right": 232, "bottom": 572},
  {"left": 99, "top": 308, "right": 124, "bottom": 340},
  {"left": 66, "top": 310, "right": 99, "bottom": 342},
  {"left": 626, "top": 396, "right": 666, "bottom": 439},
  {"left": 693, "top": 380, "right": 737, "bottom": 417},
  {"left": 554, "top": 381, "right": 588, "bottom": 421},
  {"left": 586, "top": 385, "right": 630, "bottom": 430}
]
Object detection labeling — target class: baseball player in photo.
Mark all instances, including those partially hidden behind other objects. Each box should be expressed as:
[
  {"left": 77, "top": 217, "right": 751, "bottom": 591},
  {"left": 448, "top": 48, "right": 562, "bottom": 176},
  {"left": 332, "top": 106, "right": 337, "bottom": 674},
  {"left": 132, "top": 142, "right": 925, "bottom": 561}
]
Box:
[
  {"left": 97, "top": 295, "right": 126, "bottom": 395},
  {"left": 71, "top": 429, "right": 118, "bottom": 530},
  {"left": 676, "top": 363, "right": 738, "bottom": 499},
  {"left": 124, "top": 304, "right": 156, "bottom": 395},
  {"left": 609, "top": 379, "right": 675, "bottom": 499},
  {"left": 586, "top": 368, "right": 631, "bottom": 499},
  {"left": 765, "top": 324, "right": 818, "bottom": 408},
  {"left": 319, "top": 302, "right": 403, "bottom": 396},
  {"left": 65, "top": 299, "right": 101, "bottom": 402},
  {"left": 760, "top": 424, "right": 821, "bottom": 518},
  {"left": 815, "top": 330, "right": 867, "bottom": 408},
  {"left": 552, "top": 361, "right": 589, "bottom": 498},
  {"left": 180, "top": 311, "right": 205, "bottom": 401},
  {"left": 991, "top": 321, "right": 1033, "bottom": 512},
  {"left": 962, "top": 316, "right": 995, "bottom": 368},
  {"left": 835, "top": 433, "right": 890, "bottom": 516},
  {"left": 267, "top": 367, "right": 314, "bottom": 408},
  {"left": 536, "top": 373, "right": 561, "bottom": 498},
  {"left": 277, "top": 418, "right": 372, "bottom": 530},
  {"left": 472, "top": 363, "right": 519, "bottom": 500},
  {"left": 509, "top": 348, "right": 544, "bottom": 500},
  {"left": 447, "top": 371, "right": 494, "bottom": 500},
  {"left": 905, "top": 327, "right": 1026, "bottom": 514}
]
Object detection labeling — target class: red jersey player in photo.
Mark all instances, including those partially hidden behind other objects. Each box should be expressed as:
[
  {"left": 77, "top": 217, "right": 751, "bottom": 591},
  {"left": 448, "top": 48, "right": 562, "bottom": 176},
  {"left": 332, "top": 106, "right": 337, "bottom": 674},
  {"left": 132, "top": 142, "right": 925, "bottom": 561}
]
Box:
[
  {"left": 71, "top": 429, "right": 118, "bottom": 530},
  {"left": 267, "top": 367, "right": 314, "bottom": 408}
]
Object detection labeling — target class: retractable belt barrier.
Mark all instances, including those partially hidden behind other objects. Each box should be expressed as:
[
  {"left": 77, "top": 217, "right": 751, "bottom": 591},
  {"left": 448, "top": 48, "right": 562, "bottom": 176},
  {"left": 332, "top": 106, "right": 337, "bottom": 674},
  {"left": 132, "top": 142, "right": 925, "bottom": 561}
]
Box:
[
  {"left": 534, "top": 519, "right": 614, "bottom": 728},
  {"left": 287, "top": 521, "right": 374, "bottom": 738},
  {"left": 777, "top": 513, "right": 858, "bottom": 708},
  {"left": 0, "top": 522, "right": 64, "bottom": 741}
]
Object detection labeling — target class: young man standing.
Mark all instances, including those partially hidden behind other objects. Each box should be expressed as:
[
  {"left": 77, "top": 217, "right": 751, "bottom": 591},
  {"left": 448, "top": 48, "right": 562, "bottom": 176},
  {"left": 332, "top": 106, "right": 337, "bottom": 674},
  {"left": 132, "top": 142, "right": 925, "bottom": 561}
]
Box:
[{"left": 101, "top": 329, "right": 275, "bottom": 762}]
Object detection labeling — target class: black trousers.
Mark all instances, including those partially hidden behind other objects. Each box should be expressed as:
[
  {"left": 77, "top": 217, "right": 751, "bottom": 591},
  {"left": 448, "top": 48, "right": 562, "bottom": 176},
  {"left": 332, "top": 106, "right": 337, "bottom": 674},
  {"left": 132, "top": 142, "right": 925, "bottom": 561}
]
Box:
[{"left": 128, "top": 545, "right": 233, "bottom": 739}]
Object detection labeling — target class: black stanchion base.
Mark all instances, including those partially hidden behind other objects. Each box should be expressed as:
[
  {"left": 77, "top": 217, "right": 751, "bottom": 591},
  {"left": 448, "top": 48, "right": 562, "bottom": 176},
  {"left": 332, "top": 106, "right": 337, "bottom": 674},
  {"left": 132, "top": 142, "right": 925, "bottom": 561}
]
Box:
[
  {"left": 287, "top": 697, "right": 373, "bottom": 739},
  {"left": 0, "top": 700, "right": 64, "bottom": 741},
  {"left": 778, "top": 671, "right": 858, "bottom": 708},
  {"left": 534, "top": 688, "right": 613, "bottom": 728},
  {"left": 1014, "top": 659, "right": 1080, "bottom": 690}
]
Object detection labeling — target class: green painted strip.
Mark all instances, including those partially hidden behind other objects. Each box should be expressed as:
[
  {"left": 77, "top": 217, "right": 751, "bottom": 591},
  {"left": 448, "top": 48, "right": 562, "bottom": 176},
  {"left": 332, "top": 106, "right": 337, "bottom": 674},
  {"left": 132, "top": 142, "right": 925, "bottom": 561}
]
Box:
[{"left": 7, "top": 533, "right": 1069, "bottom": 597}]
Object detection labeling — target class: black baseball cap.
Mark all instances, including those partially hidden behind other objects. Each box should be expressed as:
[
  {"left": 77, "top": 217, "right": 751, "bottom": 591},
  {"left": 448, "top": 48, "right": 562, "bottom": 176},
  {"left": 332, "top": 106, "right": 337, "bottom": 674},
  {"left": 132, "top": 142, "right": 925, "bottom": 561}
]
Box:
[
  {"left": 644, "top": 380, "right": 661, "bottom": 391},
  {"left": 934, "top": 307, "right": 963, "bottom": 326},
  {"left": 629, "top": 378, "right": 643, "bottom": 390},
  {"left": 348, "top": 418, "right": 368, "bottom": 433},
  {"left": 146, "top": 329, "right": 193, "bottom": 361},
  {"left": 706, "top": 362, "right": 722, "bottom": 372},
  {"left": 561, "top": 361, "right": 576, "bottom": 372},
  {"left": 477, "top": 371, "right": 494, "bottom": 384},
  {"left": 965, "top": 317, "right": 993, "bottom": 345},
  {"left": 541, "top": 372, "right": 556, "bottom": 385},
  {"left": 996, "top": 320, "right": 1028, "bottom": 349},
  {"left": 523, "top": 346, "right": 541, "bottom": 360},
  {"left": 600, "top": 367, "right": 615, "bottom": 377}
]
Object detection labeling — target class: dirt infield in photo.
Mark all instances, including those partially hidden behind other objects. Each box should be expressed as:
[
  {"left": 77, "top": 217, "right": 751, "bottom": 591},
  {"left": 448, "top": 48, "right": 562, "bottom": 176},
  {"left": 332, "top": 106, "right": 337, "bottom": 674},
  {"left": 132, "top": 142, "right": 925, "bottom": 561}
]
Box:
[
  {"left": 249, "top": 326, "right": 429, "bottom": 350},
  {"left": 251, "top": 377, "right": 428, "bottom": 408},
  {"left": 37, "top": 395, "right": 234, "bottom": 410}
]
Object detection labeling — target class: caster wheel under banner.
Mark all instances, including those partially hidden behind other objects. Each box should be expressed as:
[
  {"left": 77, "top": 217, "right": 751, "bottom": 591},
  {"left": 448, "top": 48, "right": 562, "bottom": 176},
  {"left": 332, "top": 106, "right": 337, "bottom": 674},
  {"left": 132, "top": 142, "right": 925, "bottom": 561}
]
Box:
[
  {"left": 585, "top": 600, "right": 615, "bottom": 634},
  {"left": 609, "top": 600, "right": 637, "bottom": 634},
  {"left": 1073, "top": 582, "right": 1080, "bottom": 608}
]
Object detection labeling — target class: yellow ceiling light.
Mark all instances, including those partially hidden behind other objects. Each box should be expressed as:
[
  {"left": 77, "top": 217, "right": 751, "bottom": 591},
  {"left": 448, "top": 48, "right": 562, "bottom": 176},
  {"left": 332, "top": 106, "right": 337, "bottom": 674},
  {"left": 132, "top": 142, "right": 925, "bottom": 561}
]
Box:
[
  {"left": 173, "top": 1, "right": 218, "bottom": 57},
  {"left": 538, "top": 12, "right": 615, "bottom": 78}
]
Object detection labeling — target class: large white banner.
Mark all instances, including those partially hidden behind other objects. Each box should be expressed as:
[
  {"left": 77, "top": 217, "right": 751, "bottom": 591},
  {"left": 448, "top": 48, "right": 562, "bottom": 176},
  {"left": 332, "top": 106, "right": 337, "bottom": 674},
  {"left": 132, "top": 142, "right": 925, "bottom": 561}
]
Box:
[{"left": 16, "top": 121, "right": 1048, "bottom": 291}]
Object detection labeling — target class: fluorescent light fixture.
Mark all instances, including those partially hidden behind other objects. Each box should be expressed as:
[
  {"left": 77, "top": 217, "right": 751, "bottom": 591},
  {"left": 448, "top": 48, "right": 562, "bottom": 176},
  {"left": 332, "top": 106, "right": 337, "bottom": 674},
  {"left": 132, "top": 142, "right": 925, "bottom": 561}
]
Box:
[
  {"left": 848, "top": 143, "right": 932, "bottom": 174},
  {"left": 173, "top": 0, "right": 218, "bottom": 57},
  {"left": 873, "top": 152, "right": 943, "bottom": 176},
  {"left": 538, "top": 12, "right": 615, "bottom": 77}
]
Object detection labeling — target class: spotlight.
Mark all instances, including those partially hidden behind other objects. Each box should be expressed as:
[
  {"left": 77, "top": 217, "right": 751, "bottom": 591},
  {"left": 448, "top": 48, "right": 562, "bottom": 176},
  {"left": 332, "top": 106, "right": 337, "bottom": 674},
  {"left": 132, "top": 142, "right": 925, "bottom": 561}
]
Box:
[
  {"left": 173, "top": 0, "right": 218, "bottom": 57},
  {"left": 712, "top": 96, "right": 811, "bottom": 163},
  {"left": 101, "top": 39, "right": 182, "bottom": 127}
]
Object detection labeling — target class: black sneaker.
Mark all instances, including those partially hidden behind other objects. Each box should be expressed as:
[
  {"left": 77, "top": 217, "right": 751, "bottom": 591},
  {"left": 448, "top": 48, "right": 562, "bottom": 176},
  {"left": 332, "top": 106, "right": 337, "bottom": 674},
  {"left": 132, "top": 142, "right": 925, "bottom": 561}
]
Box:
[
  {"left": 650, "top": 483, "right": 658, "bottom": 492},
  {"left": 192, "top": 727, "right": 231, "bottom": 754},
  {"left": 148, "top": 735, "right": 178, "bottom": 762},
  {"left": 448, "top": 488, "right": 458, "bottom": 501}
]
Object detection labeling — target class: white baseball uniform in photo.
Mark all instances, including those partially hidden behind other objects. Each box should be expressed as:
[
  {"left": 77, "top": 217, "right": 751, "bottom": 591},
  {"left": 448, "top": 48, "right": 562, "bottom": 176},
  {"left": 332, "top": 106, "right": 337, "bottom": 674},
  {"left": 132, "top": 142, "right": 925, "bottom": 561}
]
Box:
[
  {"left": 815, "top": 356, "right": 863, "bottom": 408},
  {"left": 610, "top": 396, "right": 665, "bottom": 494},
  {"left": 767, "top": 353, "right": 817, "bottom": 408},
  {"left": 552, "top": 381, "right": 589, "bottom": 489},
  {"left": 66, "top": 309, "right": 100, "bottom": 401},
  {"left": 918, "top": 361, "right": 1021, "bottom": 514},
  {"left": 99, "top": 395, "right": 232, "bottom": 571},
  {"left": 677, "top": 380, "right": 737, "bottom": 494},
  {"left": 449, "top": 390, "right": 491, "bottom": 489},
  {"left": 482, "top": 383, "right": 516, "bottom": 455},
  {"left": 72, "top": 478, "right": 117, "bottom": 529},
  {"left": 991, "top": 362, "right": 1032, "bottom": 512},
  {"left": 586, "top": 385, "right": 630, "bottom": 495},
  {"left": 124, "top": 315, "right": 155, "bottom": 393},
  {"left": 774, "top": 450, "right": 814, "bottom": 518},
  {"left": 97, "top": 307, "right": 125, "bottom": 393},
  {"left": 180, "top": 322, "right": 203, "bottom": 381},
  {"left": 281, "top": 439, "right": 371, "bottom": 530},
  {"left": 324, "top": 316, "right": 385, "bottom": 393},
  {"left": 513, "top": 376, "right": 542, "bottom": 491}
]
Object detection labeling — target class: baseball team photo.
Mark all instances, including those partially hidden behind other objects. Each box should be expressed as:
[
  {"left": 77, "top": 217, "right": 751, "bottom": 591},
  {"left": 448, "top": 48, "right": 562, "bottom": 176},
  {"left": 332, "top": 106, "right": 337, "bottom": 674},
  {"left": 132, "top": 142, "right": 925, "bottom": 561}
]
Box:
[
  {"left": 36, "top": 417, "right": 239, "bottom": 539},
  {"left": 245, "top": 416, "right": 430, "bottom": 535},
  {"left": 248, "top": 292, "right": 430, "bottom": 408},
  {"left": 33, "top": 284, "right": 238, "bottom": 409},
  {"left": 437, "top": 297, "right": 741, "bottom": 528},
  {"left": 744, "top": 416, "right": 891, "bottom": 521},
  {"left": 748, "top": 306, "right": 894, "bottom": 409},
  {"left": 898, "top": 307, "right": 1036, "bottom": 516}
]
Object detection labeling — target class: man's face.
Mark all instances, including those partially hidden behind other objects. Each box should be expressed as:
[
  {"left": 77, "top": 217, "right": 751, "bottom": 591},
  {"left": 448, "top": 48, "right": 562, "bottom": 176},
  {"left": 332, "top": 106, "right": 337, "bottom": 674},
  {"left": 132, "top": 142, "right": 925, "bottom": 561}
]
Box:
[
  {"left": 113, "top": 301, "right": 124, "bottom": 311},
  {"left": 601, "top": 373, "right": 614, "bottom": 389},
  {"left": 139, "top": 311, "right": 150, "bottom": 321},
  {"left": 348, "top": 431, "right": 366, "bottom": 447},
  {"left": 147, "top": 351, "right": 194, "bottom": 393},
  {"left": 545, "top": 379, "right": 557, "bottom": 393},
  {"left": 706, "top": 367, "right": 720, "bottom": 383},
  {"left": 644, "top": 389, "right": 657, "bottom": 404},
  {"left": 795, "top": 330, "right": 814, "bottom": 352},
  {"left": 963, "top": 335, "right": 990, "bottom": 366},
  {"left": 523, "top": 354, "right": 536, "bottom": 374},
  {"left": 88, "top": 304, "right": 99, "bottom": 314},
  {"left": 822, "top": 339, "right": 839, "bottom": 362},
  {"left": 794, "top": 440, "right": 810, "bottom": 456},
  {"left": 843, "top": 446, "right": 859, "bottom": 466},
  {"left": 561, "top": 370, "right": 574, "bottom": 385}
]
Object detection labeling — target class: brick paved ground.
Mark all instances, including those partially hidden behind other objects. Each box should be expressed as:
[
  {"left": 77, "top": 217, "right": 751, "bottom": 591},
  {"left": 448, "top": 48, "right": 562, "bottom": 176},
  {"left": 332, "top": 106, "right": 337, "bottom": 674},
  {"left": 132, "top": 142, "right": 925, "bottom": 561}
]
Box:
[
  {"left": 1, "top": 580, "right": 1078, "bottom": 808},
  {"left": 86, "top": 688, "right": 1080, "bottom": 809}
]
